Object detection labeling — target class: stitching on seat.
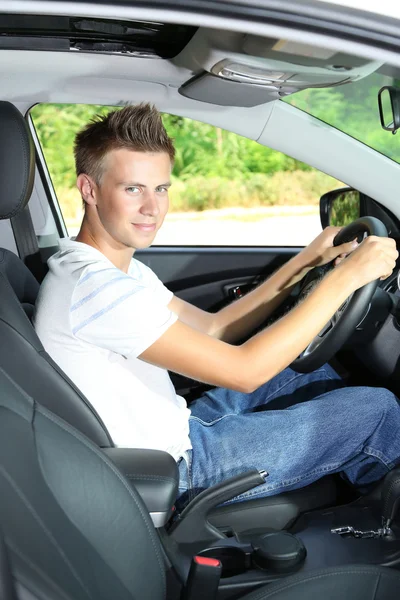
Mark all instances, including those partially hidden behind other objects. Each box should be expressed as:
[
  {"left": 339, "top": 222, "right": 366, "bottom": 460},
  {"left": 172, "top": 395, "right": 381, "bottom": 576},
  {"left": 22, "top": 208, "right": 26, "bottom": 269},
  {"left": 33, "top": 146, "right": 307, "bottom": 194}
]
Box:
[
  {"left": 383, "top": 476, "right": 400, "bottom": 516},
  {"left": 124, "top": 474, "right": 176, "bottom": 483},
  {"left": 244, "top": 568, "right": 399, "bottom": 600},
  {"left": 36, "top": 404, "right": 167, "bottom": 596},
  {"left": 0, "top": 268, "right": 114, "bottom": 447},
  {"left": 0, "top": 271, "right": 33, "bottom": 322},
  {"left": 7, "top": 538, "right": 87, "bottom": 600},
  {"left": 0, "top": 266, "right": 112, "bottom": 446},
  {"left": 373, "top": 572, "right": 381, "bottom": 600},
  {"left": 0, "top": 466, "right": 93, "bottom": 599}
]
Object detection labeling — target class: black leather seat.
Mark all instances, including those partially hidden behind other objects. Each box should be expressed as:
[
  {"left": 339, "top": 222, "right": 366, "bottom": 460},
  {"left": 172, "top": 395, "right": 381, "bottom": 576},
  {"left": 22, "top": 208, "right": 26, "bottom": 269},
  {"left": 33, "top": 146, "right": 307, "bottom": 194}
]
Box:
[
  {"left": 0, "top": 99, "right": 338, "bottom": 534},
  {"left": 0, "top": 366, "right": 399, "bottom": 600}
]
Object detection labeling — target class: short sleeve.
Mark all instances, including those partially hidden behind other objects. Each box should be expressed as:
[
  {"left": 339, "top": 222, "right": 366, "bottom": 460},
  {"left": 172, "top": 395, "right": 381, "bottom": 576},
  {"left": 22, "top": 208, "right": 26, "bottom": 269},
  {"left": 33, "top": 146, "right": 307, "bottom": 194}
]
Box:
[
  {"left": 70, "top": 267, "right": 177, "bottom": 357},
  {"left": 128, "top": 259, "right": 173, "bottom": 306}
]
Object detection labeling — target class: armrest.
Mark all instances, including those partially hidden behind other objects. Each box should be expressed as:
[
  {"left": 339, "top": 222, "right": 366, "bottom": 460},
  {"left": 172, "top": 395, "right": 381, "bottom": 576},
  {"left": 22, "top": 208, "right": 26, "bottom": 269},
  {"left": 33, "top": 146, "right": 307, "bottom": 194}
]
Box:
[{"left": 103, "top": 448, "right": 179, "bottom": 527}]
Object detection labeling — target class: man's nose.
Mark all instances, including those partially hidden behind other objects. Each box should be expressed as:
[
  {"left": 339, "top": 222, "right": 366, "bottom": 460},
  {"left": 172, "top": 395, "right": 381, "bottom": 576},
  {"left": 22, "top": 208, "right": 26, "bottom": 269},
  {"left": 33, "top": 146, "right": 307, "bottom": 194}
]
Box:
[{"left": 141, "top": 190, "right": 160, "bottom": 216}]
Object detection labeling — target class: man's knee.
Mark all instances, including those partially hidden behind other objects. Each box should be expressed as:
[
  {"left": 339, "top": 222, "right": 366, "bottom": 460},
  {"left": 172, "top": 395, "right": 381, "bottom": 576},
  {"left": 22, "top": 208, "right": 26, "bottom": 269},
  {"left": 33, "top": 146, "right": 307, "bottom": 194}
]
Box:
[{"left": 362, "top": 387, "right": 400, "bottom": 417}]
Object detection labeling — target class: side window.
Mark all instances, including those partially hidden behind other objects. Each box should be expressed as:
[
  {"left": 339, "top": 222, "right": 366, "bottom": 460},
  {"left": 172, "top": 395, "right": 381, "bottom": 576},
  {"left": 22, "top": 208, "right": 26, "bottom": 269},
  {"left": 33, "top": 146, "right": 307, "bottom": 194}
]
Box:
[
  {"left": 30, "top": 104, "right": 111, "bottom": 239},
  {"left": 30, "top": 104, "right": 342, "bottom": 246}
]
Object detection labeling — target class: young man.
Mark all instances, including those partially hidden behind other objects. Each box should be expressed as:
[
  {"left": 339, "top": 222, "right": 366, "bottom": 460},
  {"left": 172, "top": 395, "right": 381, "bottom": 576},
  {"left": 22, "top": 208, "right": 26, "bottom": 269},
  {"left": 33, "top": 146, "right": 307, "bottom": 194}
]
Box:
[{"left": 34, "top": 104, "right": 400, "bottom": 507}]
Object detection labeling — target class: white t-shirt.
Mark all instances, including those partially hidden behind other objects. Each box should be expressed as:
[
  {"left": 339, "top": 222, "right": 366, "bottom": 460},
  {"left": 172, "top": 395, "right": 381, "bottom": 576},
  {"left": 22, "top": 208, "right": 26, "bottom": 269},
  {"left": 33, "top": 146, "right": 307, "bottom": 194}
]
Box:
[{"left": 34, "top": 239, "right": 192, "bottom": 461}]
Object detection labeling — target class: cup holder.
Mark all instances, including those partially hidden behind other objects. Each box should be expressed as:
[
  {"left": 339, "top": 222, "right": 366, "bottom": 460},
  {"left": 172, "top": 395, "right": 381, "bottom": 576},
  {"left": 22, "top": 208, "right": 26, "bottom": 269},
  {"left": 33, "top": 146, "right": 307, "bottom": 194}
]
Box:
[
  {"left": 197, "top": 546, "right": 247, "bottom": 578},
  {"left": 197, "top": 532, "right": 306, "bottom": 579},
  {"left": 251, "top": 532, "right": 306, "bottom": 573}
]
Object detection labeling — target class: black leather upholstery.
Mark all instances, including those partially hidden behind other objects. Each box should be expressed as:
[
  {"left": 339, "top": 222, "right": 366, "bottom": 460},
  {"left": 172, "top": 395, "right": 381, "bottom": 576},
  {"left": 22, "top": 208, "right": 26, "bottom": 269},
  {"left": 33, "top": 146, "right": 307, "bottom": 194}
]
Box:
[
  {"left": 381, "top": 468, "right": 400, "bottom": 525},
  {"left": 0, "top": 247, "right": 39, "bottom": 317},
  {"left": 0, "top": 250, "right": 181, "bottom": 520},
  {"left": 0, "top": 527, "right": 16, "bottom": 600},
  {"left": 0, "top": 367, "right": 399, "bottom": 600},
  {"left": 0, "top": 367, "right": 166, "bottom": 600},
  {"left": 241, "top": 565, "right": 400, "bottom": 599},
  {"left": 209, "top": 476, "right": 337, "bottom": 532},
  {"left": 0, "top": 247, "right": 113, "bottom": 446},
  {"left": 102, "top": 447, "right": 179, "bottom": 520},
  {"left": 0, "top": 101, "right": 35, "bottom": 220}
]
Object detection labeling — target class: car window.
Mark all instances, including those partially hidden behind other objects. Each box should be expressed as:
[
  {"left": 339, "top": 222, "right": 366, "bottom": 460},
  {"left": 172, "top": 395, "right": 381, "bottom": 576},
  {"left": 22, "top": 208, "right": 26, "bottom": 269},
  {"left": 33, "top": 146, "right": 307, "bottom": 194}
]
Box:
[
  {"left": 29, "top": 103, "right": 343, "bottom": 247},
  {"left": 283, "top": 71, "right": 400, "bottom": 165}
]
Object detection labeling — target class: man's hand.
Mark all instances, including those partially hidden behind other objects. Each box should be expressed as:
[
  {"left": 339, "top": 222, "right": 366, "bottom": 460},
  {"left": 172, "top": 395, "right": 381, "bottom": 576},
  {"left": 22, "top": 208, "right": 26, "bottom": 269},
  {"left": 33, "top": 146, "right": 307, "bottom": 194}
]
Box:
[
  {"left": 298, "top": 226, "right": 358, "bottom": 269},
  {"left": 334, "top": 235, "right": 398, "bottom": 288}
]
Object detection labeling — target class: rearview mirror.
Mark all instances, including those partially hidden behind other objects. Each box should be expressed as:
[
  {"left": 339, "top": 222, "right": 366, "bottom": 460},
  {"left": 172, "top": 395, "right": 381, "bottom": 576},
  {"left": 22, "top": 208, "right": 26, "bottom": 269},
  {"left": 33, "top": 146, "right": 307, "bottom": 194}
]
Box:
[
  {"left": 320, "top": 188, "right": 360, "bottom": 229},
  {"left": 378, "top": 86, "right": 400, "bottom": 133}
]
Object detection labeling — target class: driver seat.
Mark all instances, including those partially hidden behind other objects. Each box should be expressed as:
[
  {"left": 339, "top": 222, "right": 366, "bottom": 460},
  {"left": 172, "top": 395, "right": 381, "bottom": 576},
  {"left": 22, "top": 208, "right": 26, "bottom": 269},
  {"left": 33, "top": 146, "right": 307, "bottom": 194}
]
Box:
[{"left": 0, "top": 100, "right": 339, "bottom": 534}]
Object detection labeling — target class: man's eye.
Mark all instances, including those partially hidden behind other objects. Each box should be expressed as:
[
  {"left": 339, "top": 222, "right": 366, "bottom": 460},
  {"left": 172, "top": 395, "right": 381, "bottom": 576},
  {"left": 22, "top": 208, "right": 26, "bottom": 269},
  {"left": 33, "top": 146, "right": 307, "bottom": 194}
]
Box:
[
  {"left": 157, "top": 186, "right": 169, "bottom": 193},
  {"left": 126, "top": 186, "right": 141, "bottom": 193}
]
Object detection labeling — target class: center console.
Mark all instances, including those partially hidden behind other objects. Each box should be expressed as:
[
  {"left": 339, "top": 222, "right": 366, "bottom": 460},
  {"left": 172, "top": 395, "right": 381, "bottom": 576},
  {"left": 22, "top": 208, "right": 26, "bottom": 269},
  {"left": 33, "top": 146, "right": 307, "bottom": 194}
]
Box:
[
  {"left": 186, "top": 500, "right": 400, "bottom": 598},
  {"left": 104, "top": 448, "right": 400, "bottom": 599},
  {"left": 171, "top": 468, "right": 400, "bottom": 598}
]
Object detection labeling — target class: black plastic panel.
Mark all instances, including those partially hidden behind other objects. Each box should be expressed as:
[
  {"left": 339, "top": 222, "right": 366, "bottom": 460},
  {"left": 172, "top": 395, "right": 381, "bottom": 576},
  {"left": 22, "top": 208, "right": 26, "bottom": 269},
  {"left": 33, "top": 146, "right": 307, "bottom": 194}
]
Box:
[
  {"left": 0, "top": 15, "right": 197, "bottom": 58},
  {"left": 136, "top": 246, "right": 300, "bottom": 297}
]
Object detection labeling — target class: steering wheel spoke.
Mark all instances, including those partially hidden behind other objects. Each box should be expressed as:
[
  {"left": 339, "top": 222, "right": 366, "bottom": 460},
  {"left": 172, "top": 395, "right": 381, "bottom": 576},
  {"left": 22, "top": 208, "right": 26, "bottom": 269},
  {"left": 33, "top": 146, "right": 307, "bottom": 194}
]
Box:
[{"left": 318, "top": 318, "right": 334, "bottom": 337}]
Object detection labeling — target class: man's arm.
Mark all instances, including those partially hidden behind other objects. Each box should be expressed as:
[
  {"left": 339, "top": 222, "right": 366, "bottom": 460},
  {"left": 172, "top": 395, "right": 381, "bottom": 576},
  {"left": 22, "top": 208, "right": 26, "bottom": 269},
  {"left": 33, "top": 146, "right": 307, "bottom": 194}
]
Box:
[
  {"left": 169, "top": 226, "right": 358, "bottom": 343},
  {"left": 142, "top": 236, "right": 398, "bottom": 393}
]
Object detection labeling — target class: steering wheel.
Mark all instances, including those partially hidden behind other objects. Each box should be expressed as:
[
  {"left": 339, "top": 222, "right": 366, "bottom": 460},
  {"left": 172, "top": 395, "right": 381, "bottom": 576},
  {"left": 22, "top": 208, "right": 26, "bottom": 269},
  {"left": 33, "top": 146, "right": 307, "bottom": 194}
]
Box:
[{"left": 290, "top": 216, "right": 388, "bottom": 373}]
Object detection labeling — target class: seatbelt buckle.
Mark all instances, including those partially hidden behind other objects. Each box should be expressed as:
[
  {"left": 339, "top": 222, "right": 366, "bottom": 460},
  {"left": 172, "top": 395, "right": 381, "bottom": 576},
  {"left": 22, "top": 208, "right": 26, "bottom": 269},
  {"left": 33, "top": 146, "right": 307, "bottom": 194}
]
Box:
[{"left": 181, "top": 555, "right": 222, "bottom": 600}]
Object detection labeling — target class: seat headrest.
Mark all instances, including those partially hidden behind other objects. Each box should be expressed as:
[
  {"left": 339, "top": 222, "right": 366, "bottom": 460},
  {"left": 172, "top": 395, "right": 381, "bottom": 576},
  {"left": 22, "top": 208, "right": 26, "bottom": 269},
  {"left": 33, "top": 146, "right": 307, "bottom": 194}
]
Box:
[{"left": 0, "top": 101, "right": 35, "bottom": 220}]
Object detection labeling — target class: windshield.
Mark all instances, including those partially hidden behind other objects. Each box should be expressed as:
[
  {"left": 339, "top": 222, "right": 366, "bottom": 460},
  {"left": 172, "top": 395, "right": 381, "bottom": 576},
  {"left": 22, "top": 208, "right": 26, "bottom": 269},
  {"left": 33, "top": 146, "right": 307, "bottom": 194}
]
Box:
[{"left": 283, "top": 71, "right": 400, "bottom": 164}]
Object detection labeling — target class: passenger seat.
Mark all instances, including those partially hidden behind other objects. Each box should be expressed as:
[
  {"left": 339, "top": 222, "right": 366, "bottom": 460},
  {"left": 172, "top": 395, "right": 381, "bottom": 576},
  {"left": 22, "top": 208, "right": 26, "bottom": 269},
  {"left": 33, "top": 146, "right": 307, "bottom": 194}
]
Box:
[{"left": 0, "top": 365, "right": 399, "bottom": 600}]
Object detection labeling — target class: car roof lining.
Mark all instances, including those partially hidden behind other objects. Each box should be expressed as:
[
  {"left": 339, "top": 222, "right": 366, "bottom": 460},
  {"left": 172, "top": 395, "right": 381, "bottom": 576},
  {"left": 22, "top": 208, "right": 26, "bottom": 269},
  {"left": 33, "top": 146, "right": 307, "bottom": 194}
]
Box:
[
  {"left": 0, "top": 17, "right": 388, "bottom": 108},
  {"left": 0, "top": 18, "right": 393, "bottom": 119}
]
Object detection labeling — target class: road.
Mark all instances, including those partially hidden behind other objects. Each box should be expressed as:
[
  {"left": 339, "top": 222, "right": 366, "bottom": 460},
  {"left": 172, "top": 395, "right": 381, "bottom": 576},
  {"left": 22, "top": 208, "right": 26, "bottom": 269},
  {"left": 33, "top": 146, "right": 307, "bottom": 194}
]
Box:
[{"left": 153, "top": 213, "right": 321, "bottom": 246}]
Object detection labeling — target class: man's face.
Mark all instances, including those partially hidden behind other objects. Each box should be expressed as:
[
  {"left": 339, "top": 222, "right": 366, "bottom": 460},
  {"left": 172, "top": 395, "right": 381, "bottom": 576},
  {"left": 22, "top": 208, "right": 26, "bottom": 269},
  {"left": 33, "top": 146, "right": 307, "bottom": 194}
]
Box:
[{"left": 93, "top": 148, "right": 171, "bottom": 251}]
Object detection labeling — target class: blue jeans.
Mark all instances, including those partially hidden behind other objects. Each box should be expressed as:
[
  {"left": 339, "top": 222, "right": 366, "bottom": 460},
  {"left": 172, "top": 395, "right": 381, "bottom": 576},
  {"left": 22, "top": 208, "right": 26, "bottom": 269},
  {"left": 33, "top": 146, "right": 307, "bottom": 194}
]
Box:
[{"left": 177, "top": 365, "right": 400, "bottom": 508}]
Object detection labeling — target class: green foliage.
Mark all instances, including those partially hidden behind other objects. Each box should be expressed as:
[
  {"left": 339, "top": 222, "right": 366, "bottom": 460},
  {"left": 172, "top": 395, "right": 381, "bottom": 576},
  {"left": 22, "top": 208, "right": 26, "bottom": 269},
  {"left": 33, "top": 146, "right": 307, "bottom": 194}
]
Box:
[
  {"left": 30, "top": 103, "right": 313, "bottom": 196},
  {"left": 284, "top": 72, "right": 400, "bottom": 164},
  {"left": 162, "top": 114, "right": 310, "bottom": 178},
  {"left": 168, "top": 170, "right": 341, "bottom": 212},
  {"left": 31, "top": 103, "right": 111, "bottom": 190},
  {"left": 330, "top": 190, "right": 360, "bottom": 227}
]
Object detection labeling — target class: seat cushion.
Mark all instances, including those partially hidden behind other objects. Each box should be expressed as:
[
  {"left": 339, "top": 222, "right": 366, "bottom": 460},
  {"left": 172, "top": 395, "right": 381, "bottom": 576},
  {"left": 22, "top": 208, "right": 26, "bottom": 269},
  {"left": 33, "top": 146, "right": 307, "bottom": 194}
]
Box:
[
  {"left": 242, "top": 565, "right": 400, "bottom": 600},
  {"left": 0, "top": 367, "right": 165, "bottom": 600}
]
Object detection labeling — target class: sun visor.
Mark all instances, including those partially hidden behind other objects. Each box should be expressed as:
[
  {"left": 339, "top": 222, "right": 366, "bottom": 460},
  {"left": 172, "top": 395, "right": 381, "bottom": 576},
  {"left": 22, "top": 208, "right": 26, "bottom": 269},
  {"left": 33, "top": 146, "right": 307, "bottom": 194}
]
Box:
[
  {"left": 178, "top": 29, "right": 383, "bottom": 106},
  {"left": 179, "top": 72, "right": 280, "bottom": 106}
]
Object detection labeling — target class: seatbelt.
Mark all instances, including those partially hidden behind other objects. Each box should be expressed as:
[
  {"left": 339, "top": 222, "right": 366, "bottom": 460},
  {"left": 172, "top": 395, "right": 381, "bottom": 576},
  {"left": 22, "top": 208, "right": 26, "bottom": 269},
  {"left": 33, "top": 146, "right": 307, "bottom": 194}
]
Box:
[{"left": 10, "top": 205, "right": 46, "bottom": 282}]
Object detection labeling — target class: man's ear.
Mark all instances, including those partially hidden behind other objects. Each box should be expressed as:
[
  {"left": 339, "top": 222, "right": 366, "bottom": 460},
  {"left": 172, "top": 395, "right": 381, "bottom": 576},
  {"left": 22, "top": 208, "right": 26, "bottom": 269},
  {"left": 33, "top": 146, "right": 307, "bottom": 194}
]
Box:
[{"left": 77, "top": 174, "right": 97, "bottom": 207}]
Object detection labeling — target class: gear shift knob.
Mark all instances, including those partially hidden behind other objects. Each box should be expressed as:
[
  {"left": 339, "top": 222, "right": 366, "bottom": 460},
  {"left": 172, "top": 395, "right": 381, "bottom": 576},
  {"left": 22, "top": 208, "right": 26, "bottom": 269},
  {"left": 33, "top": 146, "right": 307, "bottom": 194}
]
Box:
[{"left": 381, "top": 468, "right": 400, "bottom": 530}]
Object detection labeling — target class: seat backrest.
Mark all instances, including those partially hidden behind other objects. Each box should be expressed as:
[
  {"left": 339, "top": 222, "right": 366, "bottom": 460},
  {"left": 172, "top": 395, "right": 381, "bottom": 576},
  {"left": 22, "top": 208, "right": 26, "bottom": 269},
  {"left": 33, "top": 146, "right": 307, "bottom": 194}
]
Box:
[
  {"left": 0, "top": 246, "right": 39, "bottom": 320},
  {"left": 0, "top": 101, "right": 113, "bottom": 447},
  {"left": 0, "top": 366, "right": 166, "bottom": 600}
]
